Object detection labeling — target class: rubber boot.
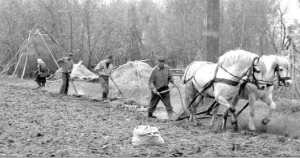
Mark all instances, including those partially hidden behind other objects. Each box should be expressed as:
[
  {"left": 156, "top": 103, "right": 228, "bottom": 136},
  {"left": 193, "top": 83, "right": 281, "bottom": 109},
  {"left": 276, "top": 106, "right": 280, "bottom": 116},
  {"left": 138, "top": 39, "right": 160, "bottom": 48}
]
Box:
[
  {"left": 148, "top": 112, "right": 157, "bottom": 118},
  {"left": 37, "top": 83, "right": 42, "bottom": 88},
  {"left": 167, "top": 111, "right": 173, "bottom": 120},
  {"left": 102, "top": 93, "right": 108, "bottom": 100}
]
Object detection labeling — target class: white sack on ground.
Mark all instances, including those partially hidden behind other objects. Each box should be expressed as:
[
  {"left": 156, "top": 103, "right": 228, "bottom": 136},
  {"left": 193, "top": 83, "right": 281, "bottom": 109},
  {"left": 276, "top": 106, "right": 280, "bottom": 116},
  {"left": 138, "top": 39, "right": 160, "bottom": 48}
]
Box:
[{"left": 131, "top": 125, "right": 165, "bottom": 146}]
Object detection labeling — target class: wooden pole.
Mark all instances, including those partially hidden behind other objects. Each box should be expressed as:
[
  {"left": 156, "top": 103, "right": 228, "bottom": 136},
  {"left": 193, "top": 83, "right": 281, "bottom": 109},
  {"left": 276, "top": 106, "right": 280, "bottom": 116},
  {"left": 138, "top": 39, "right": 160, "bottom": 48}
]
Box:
[
  {"left": 0, "top": 63, "right": 15, "bottom": 76},
  {"left": 2, "top": 40, "right": 27, "bottom": 71},
  {"left": 20, "top": 30, "right": 33, "bottom": 79},
  {"left": 12, "top": 30, "right": 33, "bottom": 76},
  {"left": 21, "top": 53, "right": 29, "bottom": 79},
  {"left": 12, "top": 52, "right": 24, "bottom": 76},
  {"left": 40, "top": 27, "right": 67, "bottom": 57},
  {"left": 37, "top": 30, "right": 60, "bottom": 68}
]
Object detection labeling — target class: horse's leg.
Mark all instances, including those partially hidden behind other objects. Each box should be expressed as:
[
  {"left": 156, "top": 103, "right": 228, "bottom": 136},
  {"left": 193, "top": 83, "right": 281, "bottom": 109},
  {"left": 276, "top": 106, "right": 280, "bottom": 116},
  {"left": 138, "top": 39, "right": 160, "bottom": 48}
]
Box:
[
  {"left": 261, "top": 94, "right": 275, "bottom": 125},
  {"left": 191, "top": 95, "right": 204, "bottom": 126},
  {"left": 221, "top": 108, "right": 229, "bottom": 130},
  {"left": 221, "top": 97, "right": 239, "bottom": 131},
  {"left": 210, "top": 102, "right": 220, "bottom": 128},
  {"left": 248, "top": 94, "right": 256, "bottom": 131},
  {"left": 189, "top": 95, "right": 199, "bottom": 126},
  {"left": 216, "top": 96, "right": 238, "bottom": 131},
  {"left": 184, "top": 88, "right": 191, "bottom": 120},
  {"left": 184, "top": 82, "right": 194, "bottom": 122}
]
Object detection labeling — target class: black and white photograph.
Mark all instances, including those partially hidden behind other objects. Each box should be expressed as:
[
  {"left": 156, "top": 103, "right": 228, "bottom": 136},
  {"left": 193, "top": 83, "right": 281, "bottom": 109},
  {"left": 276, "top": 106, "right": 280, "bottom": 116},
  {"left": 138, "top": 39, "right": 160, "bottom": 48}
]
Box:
[{"left": 0, "top": 0, "right": 300, "bottom": 157}]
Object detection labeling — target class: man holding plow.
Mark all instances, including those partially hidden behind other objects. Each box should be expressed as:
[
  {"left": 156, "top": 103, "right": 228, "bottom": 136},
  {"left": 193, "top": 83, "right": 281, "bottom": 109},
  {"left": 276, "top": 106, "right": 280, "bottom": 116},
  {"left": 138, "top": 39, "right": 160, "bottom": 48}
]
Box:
[{"left": 148, "top": 56, "right": 177, "bottom": 120}]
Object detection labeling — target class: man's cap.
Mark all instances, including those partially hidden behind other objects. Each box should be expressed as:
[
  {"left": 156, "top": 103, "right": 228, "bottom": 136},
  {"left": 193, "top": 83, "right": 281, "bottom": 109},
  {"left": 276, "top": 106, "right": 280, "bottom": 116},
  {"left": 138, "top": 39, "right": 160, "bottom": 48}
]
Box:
[
  {"left": 156, "top": 56, "right": 165, "bottom": 62},
  {"left": 68, "top": 53, "right": 74, "bottom": 56}
]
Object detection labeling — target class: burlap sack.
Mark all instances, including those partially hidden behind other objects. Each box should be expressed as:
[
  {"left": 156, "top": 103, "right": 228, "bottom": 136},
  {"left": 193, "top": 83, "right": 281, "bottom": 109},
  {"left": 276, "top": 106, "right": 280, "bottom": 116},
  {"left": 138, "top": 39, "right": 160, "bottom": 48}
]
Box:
[{"left": 132, "top": 125, "right": 165, "bottom": 146}]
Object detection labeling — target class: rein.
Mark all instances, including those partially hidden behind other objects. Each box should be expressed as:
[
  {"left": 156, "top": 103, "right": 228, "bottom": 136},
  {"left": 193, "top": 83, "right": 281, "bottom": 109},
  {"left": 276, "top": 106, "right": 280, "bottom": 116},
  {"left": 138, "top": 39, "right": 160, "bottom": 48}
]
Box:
[
  {"left": 245, "top": 63, "right": 291, "bottom": 88},
  {"left": 176, "top": 57, "right": 262, "bottom": 120},
  {"left": 274, "top": 64, "right": 291, "bottom": 86},
  {"left": 215, "top": 57, "right": 261, "bottom": 88}
]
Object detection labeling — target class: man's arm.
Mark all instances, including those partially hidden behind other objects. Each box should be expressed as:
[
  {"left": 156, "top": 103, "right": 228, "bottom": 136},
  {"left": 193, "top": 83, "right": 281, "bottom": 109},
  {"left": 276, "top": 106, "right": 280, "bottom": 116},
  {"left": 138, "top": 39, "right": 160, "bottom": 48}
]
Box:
[
  {"left": 57, "top": 58, "right": 64, "bottom": 64},
  {"left": 94, "top": 61, "right": 104, "bottom": 71},
  {"left": 148, "top": 69, "right": 157, "bottom": 93},
  {"left": 168, "top": 67, "right": 175, "bottom": 84},
  {"left": 69, "top": 61, "right": 74, "bottom": 73}
]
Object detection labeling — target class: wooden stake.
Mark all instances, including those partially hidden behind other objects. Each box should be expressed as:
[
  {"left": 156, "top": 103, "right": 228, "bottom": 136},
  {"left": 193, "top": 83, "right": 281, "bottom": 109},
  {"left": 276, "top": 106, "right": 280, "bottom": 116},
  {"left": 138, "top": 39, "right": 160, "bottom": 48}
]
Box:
[
  {"left": 3, "top": 40, "right": 27, "bottom": 71},
  {"left": 37, "top": 30, "right": 60, "bottom": 68},
  {"left": 0, "top": 63, "right": 15, "bottom": 76},
  {"left": 12, "top": 52, "right": 24, "bottom": 76},
  {"left": 20, "top": 30, "right": 32, "bottom": 79},
  {"left": 21, "top": 53, "right": 29, "bottom": 79}
]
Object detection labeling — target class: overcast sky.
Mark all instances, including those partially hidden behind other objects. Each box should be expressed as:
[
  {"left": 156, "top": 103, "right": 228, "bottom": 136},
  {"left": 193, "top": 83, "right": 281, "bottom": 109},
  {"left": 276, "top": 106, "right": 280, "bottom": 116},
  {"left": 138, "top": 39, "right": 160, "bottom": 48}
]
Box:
[{"left": 281, "top": 0, "right": 300, "bottom": 25}]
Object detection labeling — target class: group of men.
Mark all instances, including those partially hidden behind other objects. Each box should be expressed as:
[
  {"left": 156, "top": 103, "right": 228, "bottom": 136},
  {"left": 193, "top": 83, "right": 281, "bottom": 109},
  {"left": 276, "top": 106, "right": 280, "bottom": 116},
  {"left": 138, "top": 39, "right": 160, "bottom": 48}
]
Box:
[{"left": 35, "top": 53, "right": 176, "bottom": 120}]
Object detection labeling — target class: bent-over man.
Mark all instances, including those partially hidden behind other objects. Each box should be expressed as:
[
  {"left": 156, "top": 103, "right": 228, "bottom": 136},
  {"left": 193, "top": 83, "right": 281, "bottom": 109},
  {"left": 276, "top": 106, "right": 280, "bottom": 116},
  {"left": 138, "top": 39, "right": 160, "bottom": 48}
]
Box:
[
  {"left": 94, "top": 55, "right": 114, "bottom": 100},
  {"left": 57, "top": 53, "right": 74, "bottom": 95},
  {"left": 148, "top": 56, "right": 176, "bottom": 120}
]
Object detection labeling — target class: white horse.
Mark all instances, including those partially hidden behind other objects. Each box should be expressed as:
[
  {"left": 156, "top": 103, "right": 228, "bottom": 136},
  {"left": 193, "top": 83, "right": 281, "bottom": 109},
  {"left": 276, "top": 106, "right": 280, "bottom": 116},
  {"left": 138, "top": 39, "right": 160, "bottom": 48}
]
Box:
[
  {"left": 183, "top": 50, "right": 267, "bottom": 130},
  {"left": 210, "top": 55, "right": 292, "bottom": 131}
]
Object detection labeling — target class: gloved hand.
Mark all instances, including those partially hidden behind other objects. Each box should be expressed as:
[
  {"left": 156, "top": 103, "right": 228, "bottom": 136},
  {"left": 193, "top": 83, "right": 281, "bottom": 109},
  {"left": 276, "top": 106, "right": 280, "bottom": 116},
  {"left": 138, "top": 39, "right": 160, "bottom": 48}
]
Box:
[{"left": 152, "top": 88, "right": 158, "bottom": 94}]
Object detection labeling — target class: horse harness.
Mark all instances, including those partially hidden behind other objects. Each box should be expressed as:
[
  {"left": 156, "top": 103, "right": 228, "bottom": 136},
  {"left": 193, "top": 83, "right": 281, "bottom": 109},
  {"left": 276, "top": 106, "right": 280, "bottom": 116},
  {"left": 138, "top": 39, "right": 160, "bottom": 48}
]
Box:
[
  {"left": 184, "top": 57, "right": 263, "bottom": 96},
  {"left": 241, "top": 63, "right": 291, "bottom": 90},
  {"left": 176, "top": 57, "right": 263, "bottom": 120},
  {"left": 274, "top": 64, "right": 291, "bottom": 86}
]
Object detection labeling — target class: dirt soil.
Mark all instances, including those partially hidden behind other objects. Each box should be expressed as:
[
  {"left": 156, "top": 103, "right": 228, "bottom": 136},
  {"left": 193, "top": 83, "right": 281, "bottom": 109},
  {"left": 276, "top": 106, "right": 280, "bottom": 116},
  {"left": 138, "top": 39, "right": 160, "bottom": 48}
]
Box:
[{"left": 1, "top": 80, "right": 300, "bottom": 157}]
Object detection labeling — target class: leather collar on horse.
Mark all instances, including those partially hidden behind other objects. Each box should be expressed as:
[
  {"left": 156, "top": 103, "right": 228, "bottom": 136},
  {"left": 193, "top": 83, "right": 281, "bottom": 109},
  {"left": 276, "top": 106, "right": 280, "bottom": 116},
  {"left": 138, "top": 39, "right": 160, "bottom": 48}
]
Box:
[
  {"left": 213, "top": 57, "right": 263, "bottom": 90},
  {"left": 183, "top": 57, "right": 265, "bottom": 96}
]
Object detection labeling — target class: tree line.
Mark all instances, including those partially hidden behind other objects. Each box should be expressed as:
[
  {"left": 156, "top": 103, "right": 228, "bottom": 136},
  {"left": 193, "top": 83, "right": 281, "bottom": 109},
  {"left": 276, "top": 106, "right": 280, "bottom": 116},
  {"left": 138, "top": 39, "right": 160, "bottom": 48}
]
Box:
[{"left": 0, "top": 0, "right": 299, "bottom": 70}]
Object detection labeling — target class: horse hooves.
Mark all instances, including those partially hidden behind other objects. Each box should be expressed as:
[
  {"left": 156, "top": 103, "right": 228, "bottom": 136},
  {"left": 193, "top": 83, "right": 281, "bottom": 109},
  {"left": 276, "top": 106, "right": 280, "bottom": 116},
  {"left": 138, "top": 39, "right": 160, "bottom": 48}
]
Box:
[
  {"left": 193, "top": 122, "right": 198, "bottom": 127},
  {"left": 231, "top": 121, "right": 239, "bottom": 132},
  {"left": 261, "top": 118, "right": 271, "bottom": 125},
  {"left": 249, "top": 126, "right": 256, "bottom": 131},
  {"left": 232, "top": 125, "right": 239, "bottom": 132},
  {"left": 220, "top": 125, "right": 226, "bottom": 131}
]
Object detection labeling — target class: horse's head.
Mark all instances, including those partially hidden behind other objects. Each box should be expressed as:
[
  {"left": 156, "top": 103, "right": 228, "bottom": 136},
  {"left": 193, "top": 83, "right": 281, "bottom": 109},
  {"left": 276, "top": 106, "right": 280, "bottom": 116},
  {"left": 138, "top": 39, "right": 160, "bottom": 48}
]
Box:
[
  {"left": 274, "top": 63, "right": 292, "bottom": 87},
  {"left": 245, "top": 57, "right": 268, "bottom": 90}
]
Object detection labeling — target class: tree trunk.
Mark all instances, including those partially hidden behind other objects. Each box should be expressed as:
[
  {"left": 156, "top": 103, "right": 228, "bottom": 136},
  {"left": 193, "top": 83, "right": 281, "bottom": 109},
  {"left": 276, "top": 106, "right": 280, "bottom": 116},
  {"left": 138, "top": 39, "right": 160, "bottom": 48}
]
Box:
[{"left": 206, "top": 0, "right": 220, "bottom": 63}]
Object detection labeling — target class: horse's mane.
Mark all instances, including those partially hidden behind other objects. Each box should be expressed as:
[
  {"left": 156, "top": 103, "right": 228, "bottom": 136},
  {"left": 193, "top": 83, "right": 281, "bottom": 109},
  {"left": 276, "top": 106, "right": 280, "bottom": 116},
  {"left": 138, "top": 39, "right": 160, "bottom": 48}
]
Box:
[{"left": 218, "top": 49, "right": 258, "bottom": 68}]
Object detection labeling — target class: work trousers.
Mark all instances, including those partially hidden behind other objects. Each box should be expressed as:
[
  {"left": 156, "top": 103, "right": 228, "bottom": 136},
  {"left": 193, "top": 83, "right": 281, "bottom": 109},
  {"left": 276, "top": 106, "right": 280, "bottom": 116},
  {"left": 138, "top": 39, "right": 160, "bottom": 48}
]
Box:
[
  {"left": 60, "top": 72, "right": 70, "bottom": 94},
  {"left": 148, "top": 86, "right": 173, "bottom": 114},
  {"left": 35, "top": 75, "right": 46, "bottom": 87},
  {"left": 99, "top": 75, "right": 109, "bottom": 97}
]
